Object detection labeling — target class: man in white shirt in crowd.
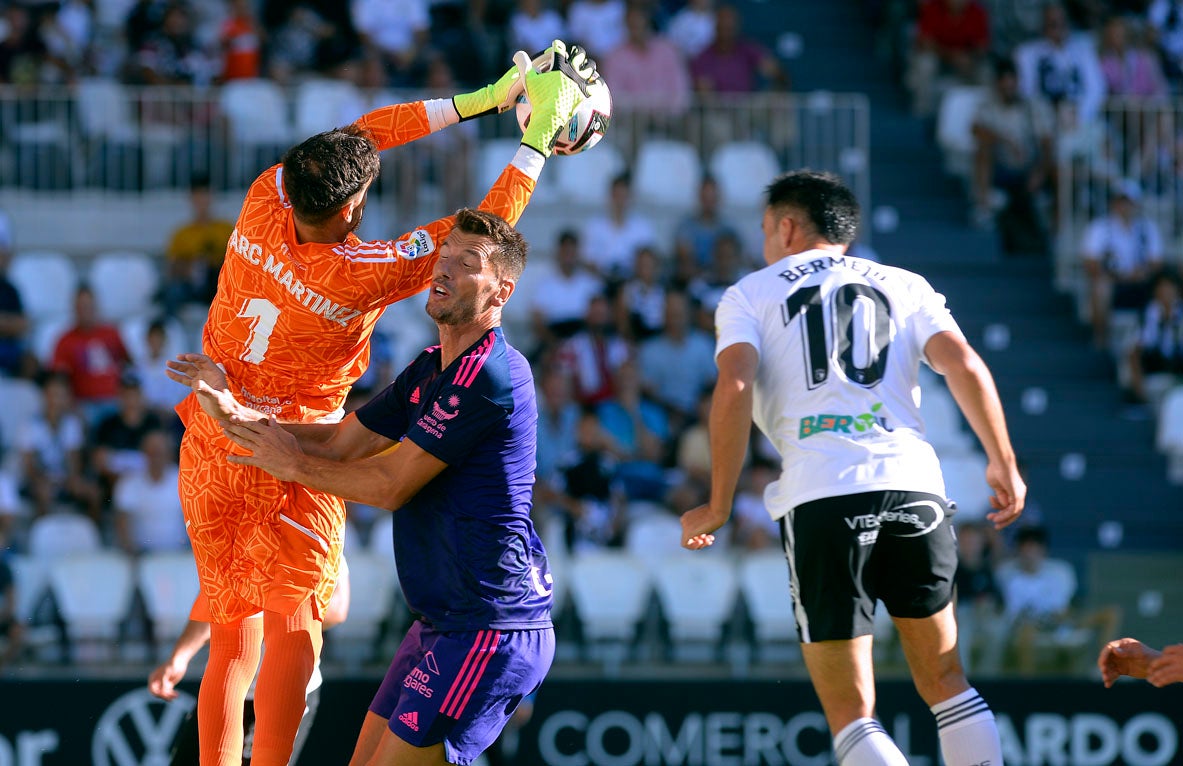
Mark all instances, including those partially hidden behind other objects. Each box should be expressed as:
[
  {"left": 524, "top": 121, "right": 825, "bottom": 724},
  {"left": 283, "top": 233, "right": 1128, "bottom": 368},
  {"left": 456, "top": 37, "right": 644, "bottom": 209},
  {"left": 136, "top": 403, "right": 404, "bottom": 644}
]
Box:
[{"left": 580, "top": 172, "right": 657, "bottom": 282}]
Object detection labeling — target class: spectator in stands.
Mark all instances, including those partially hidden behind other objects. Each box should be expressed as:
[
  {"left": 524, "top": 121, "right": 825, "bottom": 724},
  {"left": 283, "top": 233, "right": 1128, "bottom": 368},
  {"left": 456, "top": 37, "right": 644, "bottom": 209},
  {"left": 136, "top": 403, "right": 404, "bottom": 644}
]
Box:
[
  {"left": 125, "top": 0, "right": 170, "bottom": 55},
  {"left": 352, "top": 0, "right": 430, "bottom": 86},
  {"left": 557, "top": 295, "right": 632, "bottom": 406},
  {"left": 581, "top": 173, "right": 657, "bottom": 282},
  {"left": 905, "top": 0, "right": 992, "bottom": 118},
  {"left": 1098, "top": 15, "right": 1168, "bottom": 101},
  {"left": 50, "top": 285, "right": 131, "bottom": 424},
  {"left": 0, "top": 531, "right": 23, "bottom": 668},
  {"left": 0, "top": 4, "right": 49, "bottom": 85},
  {"left": 566, "top": 0, "right": 626, "bottom": 58},
  {"left": 425, "top": 0, "right": 491, "bottom": 88},
  {"left": 1147, "top": 0, "right": 1183, "bottom": 84},
  {"left": 530, "top": 230, "right": 604, "bottom": 348},
  {"left": 17, "top": 372, "right": 100, "bottom": 520},
  {"left": 39, "top": 0, "right": 94, "bottom": 83},
  {"left": 535, "top": 365, "right": 581, "bottom": 491},
  {"left": 1013, "top": 3, "right": 1105, "bottom": 127},
  {"left": 638, "top": 291, "right": 716, "bottom": 426},
  {"left": 603, "top": 5, "right": 691, "bottom": 120},
  {"left": 1125, "top": 271, "right": 1183, "bottom": 406},
  {"left": 113, "top": 429, "right": 187, "bottom": 555},
  {"left": 675, "top": 387, "right": 713, "bottom": 489},
  {"left": 996, "top": 525, "right": 1120, "bottom": 674},
  {"left": 970, "top": 57, "right": 1055, "bottom": 256},
  {"left": 93, "top": 371, "right": 165, "bottom": 498},
  {"left": 129, "top": 3, "right": 216, "bottom": 86},
  {"left": 509, "top": 0, "right": 568, "bottom": 58},
  {"left": 1099, "top": 637, "right": 1183, "bottom": 687},
  {"left": 616, "top": 246, "right": 666, "bottom": 342},
  {"left": 160, "top": 174, "right": 233, "bottom": 315},
  {"left": 730, "top": 459, "right": 779, "bottom": 550},
  {"left": 1081, "top": 180, "right": 1164, "bottom": 349},
  {"left": 550, "top": 410, "right": 626, "bottom": 552},
  {"left": 597, "top": 358, "right": 669, "bottom": 502},
  {"left": 128, "top": 319, "right": 187, "bottom": 426},
  {"left": 675, "top": 176, "right": 738, "bottom": 269},
  {"left": 0, "top": 214, "right": 29, "bottom": 379},
  {"left": 1131, "top": 110, "right": 1183, "bottom": 203},
  {"left": 688, "top": 230, "right": 747, "bottom": 322},
  {"left": 954, "top": 520, "right": 1007, "bottom": 674},
  {"left": 690, "top": 4, "right": 789, "bottom": 93},
  {"left": 265, "top": 3, "right": 338, "bottom": 84},
  {"left": 217, "top": 0, "right": 263, "bottom": 82},
  {"left": 667, "top": 0, "right": 716, "bottom": 59}
]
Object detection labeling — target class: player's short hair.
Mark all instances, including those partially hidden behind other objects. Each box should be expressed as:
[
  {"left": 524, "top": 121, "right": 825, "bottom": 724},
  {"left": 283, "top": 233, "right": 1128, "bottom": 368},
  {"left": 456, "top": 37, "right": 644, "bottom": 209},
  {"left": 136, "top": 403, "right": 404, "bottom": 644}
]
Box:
[
  {"left": 453, "top": 208, "right": 528, "bottom": 281},
  {"left": 765, "top": 170, "right": 860, "bottom": 247},
  {"left": 281, "top": 124, "right": 380, "bottom": 225}
]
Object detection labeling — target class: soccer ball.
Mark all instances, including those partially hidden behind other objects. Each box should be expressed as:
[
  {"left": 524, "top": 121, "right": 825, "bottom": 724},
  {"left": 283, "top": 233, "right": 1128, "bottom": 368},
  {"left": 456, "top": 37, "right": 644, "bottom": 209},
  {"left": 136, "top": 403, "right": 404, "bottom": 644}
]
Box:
[{"left": 515, "top": 76, "right": 612, "bottom": 156}]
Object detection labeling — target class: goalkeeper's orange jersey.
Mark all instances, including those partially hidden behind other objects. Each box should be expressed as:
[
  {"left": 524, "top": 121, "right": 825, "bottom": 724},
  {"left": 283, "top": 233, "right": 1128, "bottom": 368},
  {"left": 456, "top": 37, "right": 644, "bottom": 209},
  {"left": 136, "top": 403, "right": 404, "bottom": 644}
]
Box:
[{"left": 178, "top": 102, "right": 535, "bottom": 435}]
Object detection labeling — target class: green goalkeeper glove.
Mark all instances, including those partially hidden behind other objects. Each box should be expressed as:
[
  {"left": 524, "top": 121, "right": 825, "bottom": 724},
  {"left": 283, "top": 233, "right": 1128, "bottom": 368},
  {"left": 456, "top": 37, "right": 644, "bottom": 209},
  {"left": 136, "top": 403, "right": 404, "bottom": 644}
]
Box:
[
  {"left": 452, "top": 63, "right": 525, "bottom": 121},
  {"left": 516, "top": 40, "right": 600, "bottom": 158}
]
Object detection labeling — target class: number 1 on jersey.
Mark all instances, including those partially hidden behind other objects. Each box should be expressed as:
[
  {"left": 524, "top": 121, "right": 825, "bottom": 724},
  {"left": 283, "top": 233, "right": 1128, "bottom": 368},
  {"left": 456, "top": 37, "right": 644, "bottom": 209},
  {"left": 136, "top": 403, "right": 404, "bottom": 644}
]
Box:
[{"left": 237, "top": 297, "right": 280, "bottom": 364}]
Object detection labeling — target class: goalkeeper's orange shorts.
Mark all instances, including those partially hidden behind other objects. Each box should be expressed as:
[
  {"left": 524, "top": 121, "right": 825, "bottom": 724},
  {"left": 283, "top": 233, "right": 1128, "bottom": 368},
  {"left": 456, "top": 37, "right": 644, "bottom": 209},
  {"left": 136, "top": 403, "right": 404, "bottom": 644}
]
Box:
[{"left": 178, "top": 401, "right": 344, "bottom": 625}]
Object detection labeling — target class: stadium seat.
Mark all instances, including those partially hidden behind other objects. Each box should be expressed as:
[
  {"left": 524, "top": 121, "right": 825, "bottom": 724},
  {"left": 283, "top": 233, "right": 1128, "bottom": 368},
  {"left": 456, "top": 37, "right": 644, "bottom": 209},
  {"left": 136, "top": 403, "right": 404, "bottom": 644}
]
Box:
[
  {"left": 10, "top": 251, "right": 78, "bottom": 323},
  {"left": 554, "top": 141, "right": 626, "bottom": 207},
  {"left": 475, "top": 139, "right": 522, "bottom": 198},
  {"left": 919, "top": 385, "right": 975, "bottom": 457},
  {"left": 367, "top": 513, "right": 396, "bottom": 564},
  {"left": 652, "top": 555, "right": 739, "bottom": 662},
  {"left": 940, "top": 453, "right": 993, "bottom": 521},
  {"left": 219, "top": 79, "right": 292, "bottom": 146},
  {"left": 623, "top": 512, "right": 685, "bottom": 569},
  {"left": 634, "top": 139, "right": 702, "bottom": 211},
  {"left": 76, "top": 78, "right": 139, "bottom": 142},
  {"left": 936, "top": 86, "right": 987, "bottom": 180},
  {"left": 88, "top": 251, "right": 160, "bottom": 322},
  {"left": 28, "top": 512, "right": 102, "bottom": 558},
  {"left": 0, "top": 377, "right": 43, "bottom": 472},
  {"left": 136, "top": 551, "right": 200, "bottom": 655},
  {"left": 48, "top": 551, "right": 135, "bottom": 662},
  {"left": 737, "top": 552, "right": 800, "bottom": 663},
  {"left": 708, "top": 141, "right": 782, "bottom": 208},
  {"left": 342, "top": 518, "right": 366, "bottom": 557},
  {"left": 1157, "top": 386, "right": 1183, "bottom": 483},
  {"left": 326, "top": 551, "right": 398, "bottom": 668},
  {"left": 568, "top": 550, "right": 652, "bottom": 670},
  {"left": 29, "top": 316, "right": 71, "bottom": 366},
  {"left": 294, "top": 78, "right": 365, "bottom": 138}
]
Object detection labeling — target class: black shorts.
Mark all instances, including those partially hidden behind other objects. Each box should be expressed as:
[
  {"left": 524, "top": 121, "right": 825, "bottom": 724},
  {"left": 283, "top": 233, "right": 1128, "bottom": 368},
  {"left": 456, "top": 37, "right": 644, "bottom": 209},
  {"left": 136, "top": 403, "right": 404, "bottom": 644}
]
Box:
[{"left": 781, "top": 490, "right": 957, "bottom": 643}]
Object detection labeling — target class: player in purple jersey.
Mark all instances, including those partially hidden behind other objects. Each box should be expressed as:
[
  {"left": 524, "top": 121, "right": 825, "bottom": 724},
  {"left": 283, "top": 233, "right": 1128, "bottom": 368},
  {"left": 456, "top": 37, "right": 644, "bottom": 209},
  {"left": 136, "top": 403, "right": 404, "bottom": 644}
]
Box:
[{"left": 167, "top": 208, "right": 552, "bottom": 766}]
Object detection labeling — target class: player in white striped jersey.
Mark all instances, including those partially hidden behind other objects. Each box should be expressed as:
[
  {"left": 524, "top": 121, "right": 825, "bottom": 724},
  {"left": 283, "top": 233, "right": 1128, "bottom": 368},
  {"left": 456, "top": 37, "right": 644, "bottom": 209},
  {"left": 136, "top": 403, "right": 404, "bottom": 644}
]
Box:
[{"left": 680, "top": 170, "right": 1024, "bottom": 766}]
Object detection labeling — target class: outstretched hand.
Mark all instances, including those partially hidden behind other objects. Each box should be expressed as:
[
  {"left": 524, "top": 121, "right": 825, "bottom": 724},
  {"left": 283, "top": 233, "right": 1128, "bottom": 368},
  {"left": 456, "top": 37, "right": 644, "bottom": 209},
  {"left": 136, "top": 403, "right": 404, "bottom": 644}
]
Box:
[{"left": 166, "top": 353, "right": 256, "bottom": 424}]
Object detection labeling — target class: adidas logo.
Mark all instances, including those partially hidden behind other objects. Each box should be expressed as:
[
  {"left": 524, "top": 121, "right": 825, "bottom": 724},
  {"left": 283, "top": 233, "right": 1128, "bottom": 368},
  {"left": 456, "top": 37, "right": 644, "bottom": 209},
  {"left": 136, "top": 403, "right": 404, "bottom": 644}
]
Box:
[
  {"left": 398, "top": 711, "right": 420, "bottom": 731},
  {"left": 410, "top": 386, "right": 421, "bottom": 404}
]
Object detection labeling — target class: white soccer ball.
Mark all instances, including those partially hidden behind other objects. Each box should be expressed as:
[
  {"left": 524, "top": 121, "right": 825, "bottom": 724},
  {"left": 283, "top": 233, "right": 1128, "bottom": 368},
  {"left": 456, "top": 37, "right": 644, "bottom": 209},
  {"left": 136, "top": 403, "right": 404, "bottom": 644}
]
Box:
[{"left": 515, "top": 76, "right": 612, "bottom": 156}]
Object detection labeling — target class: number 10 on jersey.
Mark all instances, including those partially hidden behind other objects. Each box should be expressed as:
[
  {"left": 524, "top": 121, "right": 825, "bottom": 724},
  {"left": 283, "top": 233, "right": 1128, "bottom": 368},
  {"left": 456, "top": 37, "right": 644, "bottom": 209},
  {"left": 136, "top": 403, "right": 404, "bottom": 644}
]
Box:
[{"left": 782, "top": 283, "right": 892, "bottom": 389}]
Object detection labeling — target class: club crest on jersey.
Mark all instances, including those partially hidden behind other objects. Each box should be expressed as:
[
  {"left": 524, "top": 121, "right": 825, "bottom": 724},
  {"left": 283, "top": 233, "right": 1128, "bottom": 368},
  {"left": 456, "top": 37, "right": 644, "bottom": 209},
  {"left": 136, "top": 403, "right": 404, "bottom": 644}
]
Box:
[
  {"left": 799, "top": 402, "right": 890, "bottom": 439},
  {"left": 432, "top": 394, "right": 461, "bottom": 421},
  {"left": 396, "top": 228, "right": 435, "bottom": 261}
]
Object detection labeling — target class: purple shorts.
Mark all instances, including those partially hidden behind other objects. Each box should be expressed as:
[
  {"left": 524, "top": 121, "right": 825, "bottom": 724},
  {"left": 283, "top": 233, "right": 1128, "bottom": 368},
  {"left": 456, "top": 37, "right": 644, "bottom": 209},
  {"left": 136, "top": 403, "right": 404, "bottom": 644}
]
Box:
[{"left": 370, "top": 620, "right": 555, "bottom": 766}]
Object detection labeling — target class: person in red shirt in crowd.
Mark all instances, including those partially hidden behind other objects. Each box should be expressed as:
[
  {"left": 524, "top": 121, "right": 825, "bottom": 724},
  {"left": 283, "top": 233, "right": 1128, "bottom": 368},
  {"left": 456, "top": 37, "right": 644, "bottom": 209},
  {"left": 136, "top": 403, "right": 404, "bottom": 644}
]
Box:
[
  {"left": 219, "top": 0, "right": 262, "bottom": 82},
  {"left": 906, "top": 0, "right": 991, "bottom": 117},
  {"left": 690, "top": 4, "right": 788, "bottom": 93},
  {"left": 50, "top": 285, "right": 131, "bottom": 424}
]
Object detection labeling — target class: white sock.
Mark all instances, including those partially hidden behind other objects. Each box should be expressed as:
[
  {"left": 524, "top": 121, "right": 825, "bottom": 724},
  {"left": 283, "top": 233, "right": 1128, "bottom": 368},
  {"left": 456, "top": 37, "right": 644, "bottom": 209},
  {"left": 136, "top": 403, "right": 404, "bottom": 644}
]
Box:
[
  {"left": 931, "top": 687, "right": 1003, "bottom": 766},
  {"left": 833, "top": 717, "right": 909, "bottom": 766}
]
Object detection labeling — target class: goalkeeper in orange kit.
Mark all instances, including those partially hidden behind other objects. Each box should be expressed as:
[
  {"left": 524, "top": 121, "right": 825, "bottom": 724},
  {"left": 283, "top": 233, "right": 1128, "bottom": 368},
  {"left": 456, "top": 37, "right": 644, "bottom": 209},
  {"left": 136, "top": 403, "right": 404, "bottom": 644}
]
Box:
[{"left": 172, "top": 42, "right": 599, "bottom": 766}]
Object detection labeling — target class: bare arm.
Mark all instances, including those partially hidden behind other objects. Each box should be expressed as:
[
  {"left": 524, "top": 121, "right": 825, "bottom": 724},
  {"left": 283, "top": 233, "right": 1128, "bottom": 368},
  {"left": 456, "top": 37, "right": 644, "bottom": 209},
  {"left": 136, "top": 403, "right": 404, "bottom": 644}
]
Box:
[
  {"left": 679, "top": 343, "right": 757, "bottom": 549},
  {"left": 925, "top": 331, "right": 1025, "bottom": 529},
  {"left": 223, "top": 418, "right": 447, "bottom": 511}
]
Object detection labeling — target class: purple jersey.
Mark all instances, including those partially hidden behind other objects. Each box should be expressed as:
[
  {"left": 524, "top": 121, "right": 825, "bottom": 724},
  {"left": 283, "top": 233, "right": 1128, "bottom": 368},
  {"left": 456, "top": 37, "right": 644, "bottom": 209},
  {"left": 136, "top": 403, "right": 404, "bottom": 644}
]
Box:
[{"left": 356, "top": 327, "right": 552, "bottom": 631}]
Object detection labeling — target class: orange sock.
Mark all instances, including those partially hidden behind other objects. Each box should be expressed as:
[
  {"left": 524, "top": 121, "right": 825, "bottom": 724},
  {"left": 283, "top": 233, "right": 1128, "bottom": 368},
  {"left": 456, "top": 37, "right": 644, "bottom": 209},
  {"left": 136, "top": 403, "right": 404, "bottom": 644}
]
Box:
[
  {"left": 199, "top": 616, "right": 263, "bottom": 766},
  {"left": 250, "top": 598, "right": 323, "bottom": 766}
]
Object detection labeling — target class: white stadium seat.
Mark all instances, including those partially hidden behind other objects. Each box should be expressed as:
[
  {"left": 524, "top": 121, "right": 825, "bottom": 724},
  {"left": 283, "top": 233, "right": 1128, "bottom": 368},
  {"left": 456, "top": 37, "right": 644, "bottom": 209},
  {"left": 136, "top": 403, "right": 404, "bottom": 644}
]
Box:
[
  {"left": 623, "top": 512, "right": 685, "bottom": 569},
  {"left": 476, "top": 139, "right": 523, "bottom": 198},
  {"left": 0, "top": 377, "right": 43, "bottom": 468},
  {"left": 137, "top": 551, "right": 201, "bottom": 653},
  {"left": 709, "top": 141, "right": 782, "bottom": 208},
  {"left": 294, "top": 78, "right": 366, "bottom": 138},
  {"left": 1157, "top": 386, "right": 1183, "bottom": 483},
  {"left": 919, "top": 385, "right": 975, "bottom": 457},
  {"left": 88, "top": 250, "right": 160, "bottom": 322},
  {"left": 10, "top": 251, "right": 78, "bottom": 322},
  {"left": 219, "top": 79, "right": 292, "bottom": 145},
  {"left": 936, "top": 86, "right": 987, "bottom": 180},
  {"left": 738, "top": 551, "right": 800, "bottom": 662},
  {"left": 28, "top": 512, "right": 102, "bottom": 558},
  {"left": 327, "top": 551, "right": 398, "bottom": 668},
  {"left": 940, "top": 453, "right": 993, "bottom": 521},
  {"left": 568, "top": 550, "right": 652, "bottom": 668},
  {"left": 49, "top": 551, "right": 135, "bottom": 661},
  {"left": 554, "top": 141, "right": 626, "bottom": 206},
  {"left": 652, "top": 555, "right": 739, "bottom": 661},
  {"left": 76, "top": 78, "right": 139, "bottom": 142},
  {"left": 633, "top": 139, "right": 702, "bottom": 211}
]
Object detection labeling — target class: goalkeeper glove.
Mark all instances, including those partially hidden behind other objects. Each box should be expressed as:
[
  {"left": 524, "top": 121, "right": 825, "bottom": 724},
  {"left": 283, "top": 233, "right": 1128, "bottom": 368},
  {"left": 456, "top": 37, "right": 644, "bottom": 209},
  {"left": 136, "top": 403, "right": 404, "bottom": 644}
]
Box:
[
  {"left": 516, "top": 40, "right": 600, "bottom": 158},
  {"left": 452, "top": 63, "right": 525, "bottom": 121}
]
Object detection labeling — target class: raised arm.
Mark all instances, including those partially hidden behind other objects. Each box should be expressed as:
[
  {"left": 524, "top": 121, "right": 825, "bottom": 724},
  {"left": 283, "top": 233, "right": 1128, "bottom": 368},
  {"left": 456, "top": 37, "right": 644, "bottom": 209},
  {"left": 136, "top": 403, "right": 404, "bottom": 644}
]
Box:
[{"left": 925, "top": 331, "right": 1025, "bottom": 529}]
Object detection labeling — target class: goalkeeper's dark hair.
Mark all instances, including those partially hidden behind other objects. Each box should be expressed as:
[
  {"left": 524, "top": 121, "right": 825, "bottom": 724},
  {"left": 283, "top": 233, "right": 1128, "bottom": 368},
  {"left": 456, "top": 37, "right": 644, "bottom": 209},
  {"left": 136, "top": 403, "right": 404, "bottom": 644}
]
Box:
[
  {"left": 281, "top": 124, "right": 380, "bottom": 225},
  {"left": 453, "top": 208, "right": 528, "bottom": 281},
  {"left": 765, "top": 170, "right": 860, "bottom": 247}
]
